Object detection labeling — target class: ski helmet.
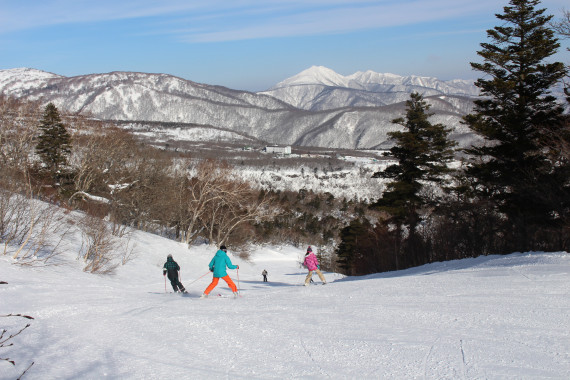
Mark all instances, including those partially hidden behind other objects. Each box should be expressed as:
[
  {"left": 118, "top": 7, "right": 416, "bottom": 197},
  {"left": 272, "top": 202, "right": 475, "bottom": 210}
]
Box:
[{"left": 167, "top": 254, "right": 173, "bottom": 259}]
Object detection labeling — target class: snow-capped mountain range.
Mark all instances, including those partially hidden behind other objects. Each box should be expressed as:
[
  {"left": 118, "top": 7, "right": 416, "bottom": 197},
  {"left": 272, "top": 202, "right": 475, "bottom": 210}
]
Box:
[
  {"left": 0, "top": 66, "right": 479, "bottom": 149},
  {"left": 261, "top": 65, "right": 479, "bottom": 111}
]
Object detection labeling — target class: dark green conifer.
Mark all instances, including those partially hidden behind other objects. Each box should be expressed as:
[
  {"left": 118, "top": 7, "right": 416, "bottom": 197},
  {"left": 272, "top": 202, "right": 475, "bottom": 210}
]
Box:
[
  {"left": 463, "top": 0, "right": 568, "bottom": 249},
  {"left": 372, "top": 92, "right": 457, "bottom": 234},
  {"left": 36, "top": 103, "right": 71, "bottom": 175},
  {"left": 336, "top": 218, "right": 370, "bottom": 274}
]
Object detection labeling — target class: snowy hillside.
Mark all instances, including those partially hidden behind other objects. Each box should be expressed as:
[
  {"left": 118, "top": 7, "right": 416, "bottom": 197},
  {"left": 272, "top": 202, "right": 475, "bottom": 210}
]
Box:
[
  {"left": 0, "top": 67, "right": 63, "bottom": 94},
  {"left": 2, "top": 217, "right": 569, "bottom": 379},
  {"left": 0, "top": 68, "right": 477, "bottom": 149},
  {"left": 261, "top": 66, "right": 479, "bottom": 111}
]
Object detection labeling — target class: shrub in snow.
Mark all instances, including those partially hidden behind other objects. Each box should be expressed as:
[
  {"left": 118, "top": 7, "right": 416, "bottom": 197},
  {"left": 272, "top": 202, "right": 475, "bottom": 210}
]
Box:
[{"left": 0, "top": 283, "right": 35, "bottom": 379}]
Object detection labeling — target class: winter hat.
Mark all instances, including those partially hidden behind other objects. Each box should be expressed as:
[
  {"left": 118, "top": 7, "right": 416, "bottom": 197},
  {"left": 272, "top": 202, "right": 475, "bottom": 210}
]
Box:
[
  {"left": 307, "top": 246, "right": 312, "bottom": 252},
  {"left": 220, "top": 245, "right": 227, "bottom": 250},
  {"left": 167, "top": 254, "right": 173, "bottom": 259}
]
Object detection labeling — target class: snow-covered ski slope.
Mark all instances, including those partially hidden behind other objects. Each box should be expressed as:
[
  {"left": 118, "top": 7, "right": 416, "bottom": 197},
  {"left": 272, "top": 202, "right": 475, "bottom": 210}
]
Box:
[{"left": 1, "top": 229, "right": 569, "bottom": 379}]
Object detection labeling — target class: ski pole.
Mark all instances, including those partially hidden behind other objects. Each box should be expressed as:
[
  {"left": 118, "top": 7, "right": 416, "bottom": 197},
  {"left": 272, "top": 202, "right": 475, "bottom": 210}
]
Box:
[
  {"left": 164, "top": 274, "right": 167, "bottom": 293},
  {"left": 237, "top": 267, "right": 241, "bottom": 294},
  {"left": 186, "top": 271, "right": 211, "bottom": 287}
]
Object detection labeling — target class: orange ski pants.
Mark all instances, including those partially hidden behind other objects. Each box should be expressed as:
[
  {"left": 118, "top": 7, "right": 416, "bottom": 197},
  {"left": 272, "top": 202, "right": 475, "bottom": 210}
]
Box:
[{"left": 204, "top": 275, "right": 237, "bottom": 295}]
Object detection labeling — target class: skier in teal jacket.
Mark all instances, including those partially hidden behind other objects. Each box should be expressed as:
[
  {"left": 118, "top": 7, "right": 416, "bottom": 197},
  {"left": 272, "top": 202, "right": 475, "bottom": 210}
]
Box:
[{"left": 201, "top": 245, "right": 239, "bottom": 298}]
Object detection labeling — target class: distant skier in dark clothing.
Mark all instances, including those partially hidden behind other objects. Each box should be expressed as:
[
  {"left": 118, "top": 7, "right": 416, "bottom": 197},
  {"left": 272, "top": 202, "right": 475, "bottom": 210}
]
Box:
[
  {"left": 262, "top": 269, "right": 268, "bottom": 282},
  {"left": 163, "top": 254, "right": 187, "bottom": 293}
]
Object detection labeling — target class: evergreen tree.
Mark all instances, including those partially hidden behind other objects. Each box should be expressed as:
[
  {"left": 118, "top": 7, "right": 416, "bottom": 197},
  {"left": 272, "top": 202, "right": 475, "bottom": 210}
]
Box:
[
  {"left": 335, "top": 218, "right": 370, "bottom": 274},
  {"left": 463, "top": 0, "right": 568, "bottom": 250},
  {"left": 372, "top": 92, "right": 457, "bottom": 235},
  {"left": 36, "top": 103, "right": 71, "bottom": 175}
]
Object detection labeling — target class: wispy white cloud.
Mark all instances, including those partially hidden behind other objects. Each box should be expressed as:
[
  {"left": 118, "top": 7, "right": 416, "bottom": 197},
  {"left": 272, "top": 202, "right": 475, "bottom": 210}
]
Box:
[
  {"left": 0, "top": 0, "right": 201, "bottom": 33},
  {"left": 0, "top": 0, "right": 566, "bottom": 41},
  {"left": 178, "top": 0, "right": 501, "bottom": 43}
]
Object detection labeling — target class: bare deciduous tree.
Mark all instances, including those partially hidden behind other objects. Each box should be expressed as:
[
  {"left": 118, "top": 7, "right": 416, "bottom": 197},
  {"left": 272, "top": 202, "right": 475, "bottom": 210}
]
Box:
[
  {"left": 203, "top": 181, "right": 278, "bottom": 246},
  {"left": 1, "top": 187, "right": 69, "bottom": 264},
  {"left": 69, "top": 122, "right": 139, "bottom": 206},
  {"left": 181, "top": 159, "right": 233, "bottom": 245},
  {"left": 551, "top": 8, "right": 570, "bottom": 99},
  {"left": 78, "top": 214, "right": 125, "bottom": 273},
  {"left": 551, "top": 8, "right": 570, "bottom": 39},
  {"left": 0, "top": 96, "right": 40, "bottom": 189}
]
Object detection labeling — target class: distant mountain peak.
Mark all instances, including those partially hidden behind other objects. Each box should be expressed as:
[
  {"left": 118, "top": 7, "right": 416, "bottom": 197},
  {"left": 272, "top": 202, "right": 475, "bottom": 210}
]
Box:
[
  {"left": 272, "top": 65, "right": 350, "bottom": 89},
  {"left": 270, "top": 66, "right": 478, "bottom": 93},
  {"left": 0, "top": 67, "right": 64, "bottom": 80},
  {"left": 261, "top": 66, "right": 480, "bottom": 112},
  {"left": 0, "top": 68, "right": 65, "bottom": 96}
]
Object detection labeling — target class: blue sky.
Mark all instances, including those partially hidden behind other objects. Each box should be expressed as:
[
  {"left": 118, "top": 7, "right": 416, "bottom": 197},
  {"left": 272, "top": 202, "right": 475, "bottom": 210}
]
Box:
[{"left": 1, "top": 0, "right": 568, "bottom": 91}]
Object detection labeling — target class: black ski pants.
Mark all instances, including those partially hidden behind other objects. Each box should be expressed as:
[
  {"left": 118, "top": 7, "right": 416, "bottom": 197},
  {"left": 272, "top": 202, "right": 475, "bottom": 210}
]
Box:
[{"left": 167, "top": 272, "right": 186, "bottom": 292}]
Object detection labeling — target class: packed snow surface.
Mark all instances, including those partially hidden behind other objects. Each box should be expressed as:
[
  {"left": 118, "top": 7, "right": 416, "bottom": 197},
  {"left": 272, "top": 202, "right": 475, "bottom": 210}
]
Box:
[{"left": 1, "top": 230, "right": 569, "bottom": 379}]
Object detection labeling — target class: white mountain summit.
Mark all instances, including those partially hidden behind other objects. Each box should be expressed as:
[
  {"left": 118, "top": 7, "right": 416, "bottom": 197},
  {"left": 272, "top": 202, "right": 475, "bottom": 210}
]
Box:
[
  {"left": 271, "top": 66, "right": 353, "bottom": 88},
  {"left": 272, "top": 65, "right": 476, "bottom": 91},
  {"left": 262, "top": 65, "right": 479, "bottom": 111}
]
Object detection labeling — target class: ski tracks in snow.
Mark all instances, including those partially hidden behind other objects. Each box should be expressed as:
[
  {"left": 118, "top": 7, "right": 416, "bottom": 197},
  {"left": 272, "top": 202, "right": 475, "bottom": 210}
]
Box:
[
  {"left": 422, "top": 335, "right": 440, "bottom": 380},
  {"left": 509, "top": 267, "right": 534, "bottom": 281},
  {"left": 423, "top": 335, "right": 470, "bottom": 379},
  {"left": 459, "top": 339, "right": 467, "bottom": 379},
  {"left": 299, "top": 336, "right": 331, "bottom": 378}
]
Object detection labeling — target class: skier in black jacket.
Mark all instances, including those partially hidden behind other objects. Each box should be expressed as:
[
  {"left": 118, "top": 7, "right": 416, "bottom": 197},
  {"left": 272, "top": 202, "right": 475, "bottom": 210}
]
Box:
[{"left": 163, "top": 254, "right": 187, "bottom": 293}]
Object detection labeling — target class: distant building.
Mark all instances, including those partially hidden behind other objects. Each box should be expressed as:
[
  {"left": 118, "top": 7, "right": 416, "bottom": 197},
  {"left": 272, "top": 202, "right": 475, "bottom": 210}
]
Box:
[{"left": 265, "top": 145, "right": 291, "bottom": 155}]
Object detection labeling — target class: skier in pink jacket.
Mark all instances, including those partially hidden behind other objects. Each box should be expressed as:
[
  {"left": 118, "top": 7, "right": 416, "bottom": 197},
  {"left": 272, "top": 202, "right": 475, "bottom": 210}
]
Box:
[{"left": 303, "top": 246, "right": 326, "bottom": 286}]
